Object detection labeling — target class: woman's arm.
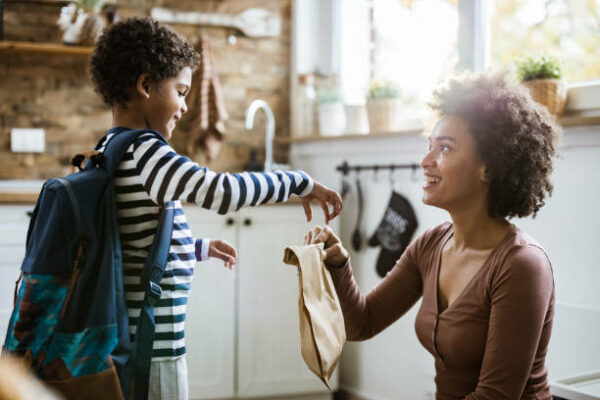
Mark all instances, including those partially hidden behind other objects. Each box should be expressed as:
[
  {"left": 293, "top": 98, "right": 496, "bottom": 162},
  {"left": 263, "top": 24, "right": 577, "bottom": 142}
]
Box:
[
  {"left": 128, "top": 135, "right": 341, "bottom": 221},
  {"left": 306, "top": 226, "right": 425, "bottom": 341},
  {"left": 465, "top": 245, "right": 554, "bottom": 400}
]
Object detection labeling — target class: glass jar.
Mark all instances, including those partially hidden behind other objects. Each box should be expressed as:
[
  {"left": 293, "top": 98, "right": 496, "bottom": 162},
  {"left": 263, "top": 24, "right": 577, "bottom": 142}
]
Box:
[{"left": 295, "top": 73, "right": 316, "bottom": 137}]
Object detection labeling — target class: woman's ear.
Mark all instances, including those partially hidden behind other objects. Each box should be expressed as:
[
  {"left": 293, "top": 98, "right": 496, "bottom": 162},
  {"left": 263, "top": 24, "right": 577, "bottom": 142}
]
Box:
[
  {"left": 480, "top": 165, "right": 490, "bottom": 183},
  {"left": 136, "top": 73, "right": 151, "bottom": 99}
]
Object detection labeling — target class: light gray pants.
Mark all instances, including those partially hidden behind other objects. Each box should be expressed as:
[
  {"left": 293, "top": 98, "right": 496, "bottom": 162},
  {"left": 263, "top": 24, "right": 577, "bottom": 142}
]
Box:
[{"left": 129, "top": 356, "right": 188, "bottom": 400}]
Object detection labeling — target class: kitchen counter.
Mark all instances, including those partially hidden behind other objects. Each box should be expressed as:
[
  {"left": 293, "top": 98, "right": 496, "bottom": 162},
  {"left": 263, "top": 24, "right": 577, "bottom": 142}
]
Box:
[
  {"left": 0, "top": 180, "right": 304, "bottom": 205},
  {"left": 0, "top": 180, "right": 44, "bottom": 204}
]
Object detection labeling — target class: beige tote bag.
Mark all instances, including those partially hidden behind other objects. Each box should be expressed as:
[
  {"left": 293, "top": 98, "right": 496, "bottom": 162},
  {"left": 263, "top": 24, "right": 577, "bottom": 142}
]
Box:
[{"left": 283, "top": 244, "right": 346, "bottom": 389}]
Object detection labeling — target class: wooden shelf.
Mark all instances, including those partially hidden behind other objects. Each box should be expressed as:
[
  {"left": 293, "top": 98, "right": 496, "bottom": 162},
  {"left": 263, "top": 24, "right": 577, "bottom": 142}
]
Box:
[
  {"left": 559, "top": 114, "right": 600, "bottom": 127},
  {"left": 275, "top": 128, "right": 423, "bottom": 145},
  {"left": 277, "top": 114, "right": 600, "bottom": 145},
  {"left": 0, "top": 41, "right": 93, "bottom": 56}
]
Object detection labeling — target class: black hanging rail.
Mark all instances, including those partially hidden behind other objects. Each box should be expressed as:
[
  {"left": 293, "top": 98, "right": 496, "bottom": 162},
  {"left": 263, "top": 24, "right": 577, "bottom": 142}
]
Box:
[{"left": 336, "top": 161, "right": 420, "bottom": 176}]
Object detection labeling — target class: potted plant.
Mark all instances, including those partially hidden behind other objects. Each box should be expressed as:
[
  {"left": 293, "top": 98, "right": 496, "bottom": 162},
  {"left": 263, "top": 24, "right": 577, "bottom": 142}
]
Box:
[
  {"left": 57, "top": 0, "right": 109, "bottom": 46},
  {"left": 516, "top": 56, "right": 567, "bottom": 116},
  {"left": 317, "top": 89, "right": 346, "bottom": 136},
  {"left": 366, "top": 80, "right": 403, "bottom": 133}
]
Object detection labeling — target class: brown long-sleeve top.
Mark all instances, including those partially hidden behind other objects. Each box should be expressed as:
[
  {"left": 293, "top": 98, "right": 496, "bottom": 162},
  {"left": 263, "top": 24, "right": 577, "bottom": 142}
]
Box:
[{"left": 328, "top": 222, "right": 555, "bottom": 399}]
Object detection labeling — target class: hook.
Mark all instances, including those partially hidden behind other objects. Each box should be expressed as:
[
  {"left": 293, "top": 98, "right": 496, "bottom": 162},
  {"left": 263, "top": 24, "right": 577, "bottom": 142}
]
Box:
[
  {"left": 373, "top": 166, "right": 380, "bottom": 183},
  {"left": 389, "top": 166, "right": 396, "bottom": 190},
  {"left": 340, "top": 161, "right": 350, "bottom": 176},
  {"left": 411, "top": 164, "right": 419, "bottom": 182}
]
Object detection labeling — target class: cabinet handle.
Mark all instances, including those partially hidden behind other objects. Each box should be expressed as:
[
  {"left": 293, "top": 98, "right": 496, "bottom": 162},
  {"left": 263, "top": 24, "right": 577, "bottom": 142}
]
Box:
[
  {"left": 226, "top": 217, "right": 235, "bottom": 226},
  {"left": 243, "top": 218, "right": 252, "bottom": 226}
]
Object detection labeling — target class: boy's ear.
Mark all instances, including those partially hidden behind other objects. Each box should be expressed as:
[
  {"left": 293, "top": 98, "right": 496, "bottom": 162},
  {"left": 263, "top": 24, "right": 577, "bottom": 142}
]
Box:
[{"left": 136, "top": 73, "right": 151, "bottom": 99}]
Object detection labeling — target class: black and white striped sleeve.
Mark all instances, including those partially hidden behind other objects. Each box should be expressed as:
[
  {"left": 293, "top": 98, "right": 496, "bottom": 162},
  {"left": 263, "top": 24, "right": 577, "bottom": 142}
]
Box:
[{"left": 132, "top": 135, "right": 314, "bottom": 213}]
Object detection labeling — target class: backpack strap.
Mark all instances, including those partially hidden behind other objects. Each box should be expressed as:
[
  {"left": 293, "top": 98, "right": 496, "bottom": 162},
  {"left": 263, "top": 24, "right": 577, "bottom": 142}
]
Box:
[
  {"left": 131, "top": 201, "right": 175, "bottom": 400},
  {"left": 98, "top": 129, "right": 168, "bottom": 175},
  {"left": 97, "top": 128, "right": 173, "bottom": 399}
]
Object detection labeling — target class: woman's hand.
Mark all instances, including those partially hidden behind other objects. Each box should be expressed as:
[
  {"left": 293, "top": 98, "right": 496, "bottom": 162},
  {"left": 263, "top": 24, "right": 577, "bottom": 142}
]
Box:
[
  {"left": 300, "top": 181, "right": 343, "bottom": 224},
  {"left": 304, "top": 225, "right": 349, "bottom": 269},
  {"left": 208, "top": 239, "right": 237, "bottom": 270}
]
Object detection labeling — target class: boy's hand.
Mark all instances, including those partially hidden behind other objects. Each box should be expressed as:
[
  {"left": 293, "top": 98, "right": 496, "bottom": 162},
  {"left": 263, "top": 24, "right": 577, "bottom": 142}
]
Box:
[
  {"left": 304, "top": 225, "right": 349, "bottom": 269},
  {"left": 300, "top": 181, "right": 343, "bottom": 224},
  {"left": 209, "top": 240, "right": 237, "bottom": 270}
]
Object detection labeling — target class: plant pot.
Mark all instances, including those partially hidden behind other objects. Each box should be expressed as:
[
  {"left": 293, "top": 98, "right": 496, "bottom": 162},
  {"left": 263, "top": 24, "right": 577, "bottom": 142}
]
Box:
[
  {"left": 521, "top": 79, "right": 567, "bottom": 116},
  {"left": 344, "top": 104, "right": 369, "bottom": 135},
  {"left": 60, "top": 6, "right": 105, "bottom": 46},
  {"left": 366, "top": 98, "right": 404, "bottom": 133},
  {"left": 318, "top": 102, "right": 346, "bottom": 136}
]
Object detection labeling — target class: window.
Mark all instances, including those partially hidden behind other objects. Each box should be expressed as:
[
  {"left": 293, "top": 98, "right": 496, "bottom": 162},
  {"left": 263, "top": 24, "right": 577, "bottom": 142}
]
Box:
[
  {"left": 340, "top": 0, "right": 459, "bottom": 115},
  {"left": 490, "top": 0, "right": 600, "bottom": 83},
  {"left": 303, "top": 0, "right": 600, "bottom": 134}
]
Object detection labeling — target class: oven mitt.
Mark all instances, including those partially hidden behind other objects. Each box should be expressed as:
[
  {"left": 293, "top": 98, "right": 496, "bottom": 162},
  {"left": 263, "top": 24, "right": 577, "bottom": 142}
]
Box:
[
  {"left": 283, "top": 244, "right": 346, "bottom": 389},
  {"left": 368, "top": 191, "right": 418, "bottom": 277}
]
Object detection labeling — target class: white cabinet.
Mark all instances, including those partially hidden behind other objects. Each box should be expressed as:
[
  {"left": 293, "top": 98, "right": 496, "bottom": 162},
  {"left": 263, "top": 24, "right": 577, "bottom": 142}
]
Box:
[
  {"left": 0, "top": 203, "right": 338, "bottom": 398},
  {"left": 183, "top": 207, "right": 237, "bottom": 399},
  {"left": 184, "top": 205, "right": 338, "bottom": 399},
  {"left": 0, "top": 205, "right": 33, "bottom": 342}
]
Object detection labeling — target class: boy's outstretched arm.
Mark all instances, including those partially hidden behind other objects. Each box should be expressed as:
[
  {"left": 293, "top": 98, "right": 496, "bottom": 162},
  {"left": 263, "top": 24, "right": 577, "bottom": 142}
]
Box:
[{"left": 128, "top": 134, "right": 342, "bottom": 222}]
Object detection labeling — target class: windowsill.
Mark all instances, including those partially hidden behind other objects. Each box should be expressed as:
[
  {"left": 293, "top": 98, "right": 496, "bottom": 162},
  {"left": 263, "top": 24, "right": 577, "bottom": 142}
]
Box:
[{"left": 277, "top": 113, "right": 600, "bottom": 145}]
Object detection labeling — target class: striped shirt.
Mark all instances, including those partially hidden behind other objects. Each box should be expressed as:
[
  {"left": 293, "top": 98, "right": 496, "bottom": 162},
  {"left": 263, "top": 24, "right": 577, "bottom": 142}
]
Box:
[{"left": 98, "top": 127, "right": 314, "bottom": 360}]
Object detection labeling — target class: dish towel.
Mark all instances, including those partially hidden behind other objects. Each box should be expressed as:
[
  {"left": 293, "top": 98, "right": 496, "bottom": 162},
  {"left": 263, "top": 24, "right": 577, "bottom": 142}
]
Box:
[
  {"left": 181, "top": 35, "right": 228, "bottom": 160},
  {"left": 283, "top": 244, "right": 346, "bottom": 389}
]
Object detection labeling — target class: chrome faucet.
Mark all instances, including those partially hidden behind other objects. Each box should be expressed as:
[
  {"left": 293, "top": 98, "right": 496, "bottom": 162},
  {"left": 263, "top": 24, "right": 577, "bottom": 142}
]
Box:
[{"left": 245, "top": 99, "right": 275, "bottom": 172}]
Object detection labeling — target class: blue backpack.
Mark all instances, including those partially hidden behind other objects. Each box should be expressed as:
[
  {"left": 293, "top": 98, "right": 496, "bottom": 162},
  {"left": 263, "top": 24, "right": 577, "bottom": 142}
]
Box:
[{"left": 2, "top": 129, "right": 174, "bottom": 400}]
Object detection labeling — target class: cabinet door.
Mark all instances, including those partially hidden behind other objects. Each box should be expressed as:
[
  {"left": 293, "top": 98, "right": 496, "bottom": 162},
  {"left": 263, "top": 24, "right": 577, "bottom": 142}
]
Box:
[
  {"left": 0, "top": 205, "right": 33, "bottom": 341},
  {"left": 183, "top": 206, "right": 237, "bottom": 399},
  {"left": 237, "top": 206, "right": 338, "bottom": 397}
]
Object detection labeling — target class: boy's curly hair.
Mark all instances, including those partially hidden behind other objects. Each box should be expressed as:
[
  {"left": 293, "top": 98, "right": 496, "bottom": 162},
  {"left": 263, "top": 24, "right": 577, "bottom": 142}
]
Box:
[
  {"left": 90, "top": 17, "right": 200, "bottom": 107},
  {"left": 428, "top": 73, "right": 561, "bottom": 219}
]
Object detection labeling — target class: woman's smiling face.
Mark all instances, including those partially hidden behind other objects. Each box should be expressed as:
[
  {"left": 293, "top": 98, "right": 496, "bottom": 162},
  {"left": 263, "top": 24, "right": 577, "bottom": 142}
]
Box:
[{"left": 420, "top": 116, "right": 489, "bottom": 213}]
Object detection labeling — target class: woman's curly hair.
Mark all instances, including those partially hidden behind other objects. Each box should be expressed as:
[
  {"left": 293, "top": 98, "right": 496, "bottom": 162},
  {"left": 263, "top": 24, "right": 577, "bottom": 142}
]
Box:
[
  {"left": 428, "top": 73, "right": 561, "bottom": 219},
  {"left": 90, "top": 17, "right": 200, "bottom": 107}
]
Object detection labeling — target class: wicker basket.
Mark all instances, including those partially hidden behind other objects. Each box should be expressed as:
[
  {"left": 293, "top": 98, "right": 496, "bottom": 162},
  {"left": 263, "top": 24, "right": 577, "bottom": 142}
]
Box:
[
  {"left": 366, "top": 98, "right": 404, "bottom": 133},
  {"left": 521, "top": 79, "right": 567, "bottom": 116}
]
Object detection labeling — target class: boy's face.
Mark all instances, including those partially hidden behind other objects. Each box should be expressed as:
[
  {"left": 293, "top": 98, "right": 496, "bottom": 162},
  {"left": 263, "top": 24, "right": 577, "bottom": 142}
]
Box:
[{"left": 145, "top": 67, "right": 192, "bottom": 139}]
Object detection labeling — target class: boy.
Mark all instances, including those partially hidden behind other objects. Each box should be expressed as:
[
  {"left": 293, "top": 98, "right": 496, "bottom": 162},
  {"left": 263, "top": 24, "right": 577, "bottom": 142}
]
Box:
[{"left": 89, "top": 17, "right": 342, "bottom": 399}]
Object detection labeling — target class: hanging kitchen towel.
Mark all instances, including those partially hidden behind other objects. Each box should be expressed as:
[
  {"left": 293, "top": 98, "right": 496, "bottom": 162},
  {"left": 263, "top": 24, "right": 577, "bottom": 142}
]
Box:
[
  {"left": 368, "top": 191, "right": 418, "bottom": 277},
  {"left": 283, "top": 244, "right": 346, "bottom": 389},
  {"left": 180, "top": 35, "right": 229, "bottom": 160}
]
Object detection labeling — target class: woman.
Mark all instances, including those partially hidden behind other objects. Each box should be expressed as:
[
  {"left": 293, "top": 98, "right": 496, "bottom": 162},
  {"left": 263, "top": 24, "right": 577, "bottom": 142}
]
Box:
[{"left": 306, "top": 73, "right": 560, "bottom": 399}]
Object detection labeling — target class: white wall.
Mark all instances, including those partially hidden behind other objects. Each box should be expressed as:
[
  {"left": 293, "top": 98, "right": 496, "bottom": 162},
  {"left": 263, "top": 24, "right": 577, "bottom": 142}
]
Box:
[{"left": 289, "top": 125, "right": 600, "bottom": 399}]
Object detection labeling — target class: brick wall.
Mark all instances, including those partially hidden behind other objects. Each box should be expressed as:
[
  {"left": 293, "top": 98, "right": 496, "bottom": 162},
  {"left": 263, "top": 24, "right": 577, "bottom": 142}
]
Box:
[{"left": 0, "top": 0, "right": 291, "bottom": 179}]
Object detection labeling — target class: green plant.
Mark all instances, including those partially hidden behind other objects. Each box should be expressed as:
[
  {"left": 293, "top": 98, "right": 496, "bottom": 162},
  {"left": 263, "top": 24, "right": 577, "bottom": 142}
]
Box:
[
  {"left": 76, "top": 0, "right": 104, "bottom": 12},
  {"left": 515, "top": 56, "right": 563, "bottom": 81},
  {"left": 367, "top": 80, "right": 400, "bottom": 99},
  {"left": 317, "top": 88, "right": 341, "bottom": 103}
]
